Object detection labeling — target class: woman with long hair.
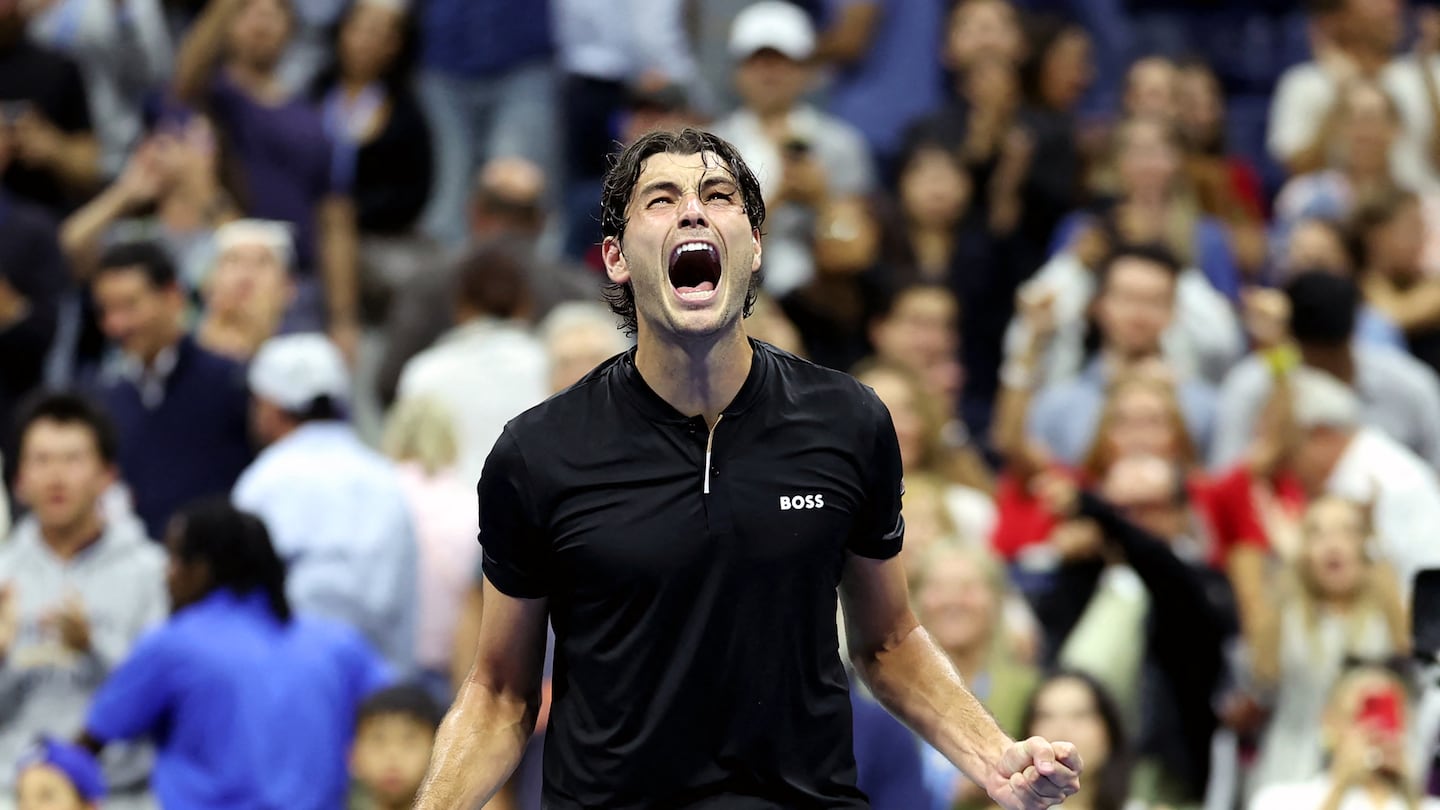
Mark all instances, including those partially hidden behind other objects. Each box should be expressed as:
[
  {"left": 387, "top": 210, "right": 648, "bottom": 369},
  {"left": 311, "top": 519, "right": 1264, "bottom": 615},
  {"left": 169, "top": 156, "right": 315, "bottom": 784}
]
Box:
[
  {"left": 1020, "top": 672, "right": 1138, "bottom": 810},
  {"left": 1249, "top": 497, "right": 1409, "bottom": 795}
]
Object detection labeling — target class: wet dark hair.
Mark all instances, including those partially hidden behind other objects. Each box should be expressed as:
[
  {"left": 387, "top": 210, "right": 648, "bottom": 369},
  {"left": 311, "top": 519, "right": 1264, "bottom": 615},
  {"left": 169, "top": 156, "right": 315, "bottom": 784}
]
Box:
[
  {"left": 1286, "top": 269, "right": 1359, "bottom": 346},
  {"left": 598, "top": 128, "right": 767, "bottom": 336},
  {"left": 15, "top": 392, "right": 119, "bottom": 464},
  {"left": 357, "top": 684, "right": 445, "bottom": 731},
  {"left": 171, "top": 499, "right": 292, "bottom": 622},
  {"left": 1021, "top": 671, "right": 1133, "bottom": 810}
]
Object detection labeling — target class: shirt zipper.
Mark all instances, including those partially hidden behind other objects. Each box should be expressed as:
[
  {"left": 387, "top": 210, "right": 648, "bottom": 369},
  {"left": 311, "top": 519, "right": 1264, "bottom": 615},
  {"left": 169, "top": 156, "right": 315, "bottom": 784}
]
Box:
[{"left": 703, "top": 414, "right": 723, "bottom": 495}]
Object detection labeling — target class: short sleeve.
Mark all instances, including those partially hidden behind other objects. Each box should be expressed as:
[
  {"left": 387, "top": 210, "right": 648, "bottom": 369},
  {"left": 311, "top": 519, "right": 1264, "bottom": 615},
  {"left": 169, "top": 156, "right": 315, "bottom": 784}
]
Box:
[
  {"left": 479, "top": 428, "right": 551, "bottom": 598},
  {"left": 847, "top": 394, "right": 905, "bottom": 559},
  {"left": 85, "top": 627, "right": 175, "bottom": 743}
]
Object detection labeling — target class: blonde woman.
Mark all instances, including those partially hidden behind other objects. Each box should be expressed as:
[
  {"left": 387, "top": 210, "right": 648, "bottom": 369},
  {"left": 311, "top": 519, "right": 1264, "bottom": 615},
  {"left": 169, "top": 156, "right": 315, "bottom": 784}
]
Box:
[
  {"left": 381, "top": 396, "right": 479, "bottom": 703},
  {"left": 1249, "top": 496, "right": 1409, "bottom": 796}
]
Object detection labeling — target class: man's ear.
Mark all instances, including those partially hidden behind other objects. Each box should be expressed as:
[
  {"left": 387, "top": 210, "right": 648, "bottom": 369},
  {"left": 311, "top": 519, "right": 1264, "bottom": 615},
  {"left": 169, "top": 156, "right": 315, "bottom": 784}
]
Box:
[
  {"left": 751, "top": 228, "right": 762, "bottom": 273},
  {"left": 602, "top": 236, "right": 629, "bottom": 285}
]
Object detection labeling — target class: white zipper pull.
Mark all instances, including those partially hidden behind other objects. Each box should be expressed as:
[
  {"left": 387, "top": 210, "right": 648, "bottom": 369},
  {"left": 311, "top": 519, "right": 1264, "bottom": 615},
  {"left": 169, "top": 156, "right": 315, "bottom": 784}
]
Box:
[{"left": 703, "top": 414, "right": 723, "bottom": 494}]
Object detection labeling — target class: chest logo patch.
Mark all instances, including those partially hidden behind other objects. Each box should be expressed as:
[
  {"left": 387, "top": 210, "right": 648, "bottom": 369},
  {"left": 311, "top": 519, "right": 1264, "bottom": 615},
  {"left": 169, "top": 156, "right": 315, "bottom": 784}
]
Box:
[{"left": 779, "top": 494, "right": 825, "bottom": 510}]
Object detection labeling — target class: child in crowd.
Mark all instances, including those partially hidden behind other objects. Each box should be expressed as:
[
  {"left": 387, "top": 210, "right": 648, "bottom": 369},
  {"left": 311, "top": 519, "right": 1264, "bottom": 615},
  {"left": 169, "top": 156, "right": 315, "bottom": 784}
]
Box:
[
  {"left": 15, "top": 738, "right": 105, "bottom": 810},
  {"left": 349, "top": 686, "right": 443, "bottom": 810}
]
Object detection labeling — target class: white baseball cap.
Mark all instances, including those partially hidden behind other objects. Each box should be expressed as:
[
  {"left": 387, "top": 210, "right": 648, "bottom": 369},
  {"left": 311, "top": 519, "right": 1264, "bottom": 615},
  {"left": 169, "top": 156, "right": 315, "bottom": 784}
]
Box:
[
  {"left": 247, "top": 333, "right": 350, "bottom": 412},
  {"left": 729, "top": 1, "right": 815, "bottom": 61}
]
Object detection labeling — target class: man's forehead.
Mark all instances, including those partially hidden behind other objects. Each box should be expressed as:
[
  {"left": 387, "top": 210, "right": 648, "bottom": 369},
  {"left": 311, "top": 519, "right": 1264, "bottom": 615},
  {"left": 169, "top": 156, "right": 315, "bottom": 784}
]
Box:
[{"left": 635, "top": 150, "right": 738, "bottom": 186}]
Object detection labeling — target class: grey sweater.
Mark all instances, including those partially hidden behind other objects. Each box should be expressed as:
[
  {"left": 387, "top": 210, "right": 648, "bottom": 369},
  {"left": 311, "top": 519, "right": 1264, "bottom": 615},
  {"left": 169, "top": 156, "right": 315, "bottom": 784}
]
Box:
[{"left": 0, "top": 514, "right": 167, "bottom": 793}]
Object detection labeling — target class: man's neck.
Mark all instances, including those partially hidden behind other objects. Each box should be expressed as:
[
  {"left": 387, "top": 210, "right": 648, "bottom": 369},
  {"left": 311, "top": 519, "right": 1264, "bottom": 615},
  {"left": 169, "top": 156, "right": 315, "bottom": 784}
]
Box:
[
  {"left": 634, "top": 328, "right": 753, "bottom": 428},
  {"left": 42, "top": 514, "right": 105, "bottom": 561},
  {"left": 909, "top": 226, "right": 954, "bottom": 276},
  {"left": 1299, "top": 343, "right": 1356, "bottom": 385},
  {"left": 136, "top": 333, "right": 182, "bottom": 369}
]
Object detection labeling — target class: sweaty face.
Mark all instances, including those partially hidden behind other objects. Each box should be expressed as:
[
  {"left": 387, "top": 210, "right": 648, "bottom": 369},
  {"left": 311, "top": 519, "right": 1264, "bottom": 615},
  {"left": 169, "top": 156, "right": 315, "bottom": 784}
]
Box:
[
  {"left": 350, "top": 715, "right": 435, "bottom": 807},
  {"left": 16, "top": 420, "right": 112, "bottom": 536},
  {"left": 1096, "top": 258, "right": 1174, "bottom": 359},
  {"left": 1027, "top": 678, "right": 1112, "bottom": 773},
  {"left": 605, "top": 151, "right": 761, "bottom": 341},
  {"left": 916, "top": 552, "right": 998, "bottom": 655},
  {"left": 93, "top": 268, "right": 181, "bottom": 362},
  {"left": 17, "top": 765, "right": 87, "bottom": 810},
  {"left": 1301, "top": 497, "right": 1369, "bottom": 599}
]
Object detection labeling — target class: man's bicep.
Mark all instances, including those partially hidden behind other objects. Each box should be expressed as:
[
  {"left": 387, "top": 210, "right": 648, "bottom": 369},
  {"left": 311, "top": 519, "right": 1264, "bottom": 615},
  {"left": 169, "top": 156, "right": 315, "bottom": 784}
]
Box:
[
  {"left": 840, "top": 553, "right": 918, "bottom": 662},
  {"left": 467, "top": 581, "right": 549, "bottom": 701}
]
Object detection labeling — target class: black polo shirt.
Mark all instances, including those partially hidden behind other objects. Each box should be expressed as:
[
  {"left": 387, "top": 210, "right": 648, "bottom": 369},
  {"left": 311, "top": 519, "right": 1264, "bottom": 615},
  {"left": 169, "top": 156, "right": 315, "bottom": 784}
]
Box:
[{"left": 480, "top": 339, "right": 905, "bottom": 810}]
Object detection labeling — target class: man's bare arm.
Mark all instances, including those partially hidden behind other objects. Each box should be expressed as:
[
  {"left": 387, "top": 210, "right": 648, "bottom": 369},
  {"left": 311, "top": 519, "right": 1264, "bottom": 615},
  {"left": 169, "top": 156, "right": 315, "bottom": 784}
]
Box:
[
  {"left": 414, "top": 580, "right": 548, "bottom": 810},
  {"left": 840, "top": 554, "right": 1012, "bottom": 792},
  {"left": 840, "top": 554, "right": 1080, "bottom": 809}
]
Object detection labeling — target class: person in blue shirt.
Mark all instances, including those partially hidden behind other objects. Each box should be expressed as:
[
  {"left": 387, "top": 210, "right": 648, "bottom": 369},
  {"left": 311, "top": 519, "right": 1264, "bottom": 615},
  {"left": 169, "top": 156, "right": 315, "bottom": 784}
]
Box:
[{"left": 79, "top": 499, "right": 391, "bottom": 810}]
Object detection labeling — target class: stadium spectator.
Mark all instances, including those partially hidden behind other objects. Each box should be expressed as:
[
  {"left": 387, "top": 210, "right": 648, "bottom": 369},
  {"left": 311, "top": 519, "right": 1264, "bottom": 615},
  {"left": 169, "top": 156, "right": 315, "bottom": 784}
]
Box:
[
  {"left": 310, "top": 0, "right": 431, "bottom": 238},
  {"left": 380, "top": 397, "right": 478, "bottom": 703},
  {"left": 195, "top": 219, "right": 296, "bottom": 360},
  {"left": 376, "top": 157, "right": 598, "bottom": 408},
  {"left": 1248, "top": 496, "right": 1409, "bottom": 795},
  {"left": 394, "top": 243, "right": 547, "bottom": 490},
  {"left": 780, "top": 197, "right": 889, "bottom": 372},
  {"left": 1035, "top": 461, "right": 1235, "bottom": 807},
  {"left": 0, "top": 0, "right": 101, "bottom": 215},
  {"left": 1012, "top": 245, "right": 1220, "bottom": 467},
  {"left": 59, "top": 113, "right": 236, "bottom": 293},
  {"left": 1274, "top": 217, "right": 1406, "bottom": 350},
  {"left": 866, "top": 283, "right": 963, "bottom": 405},
  {"left": 26, "top": 0, "right": 172, "bottom": 178},
  {"left": 710, "top": 0, "right": 876, "bottom": 297},
  {"left": 1282, "top": 365, "right": 1440, "bottom": 601},
  {"left": 90, "top": 240, "right": 252, "bottom": 540},
  {"left": 234, "top": 333, "right": 418, "bottom": 673},
  {"left": 1353, "top": 189, "right": 1440, "bottom": 376},
  {"left": 80, "top": 500, "right": 391, "bottom": 810},
  {"left": 173, "top": 0, "right": 361, "bottom": 355},
  {"left": 1211, "top": 270, "right": 1440, "bottom": 469},
  {"left": 1019, "top": 672, "right": 1137, "bottom": 810},
  {"left": 347, "top": 685, "right": 442, "bottom": 810},
  {"left": 912, "top": 543, "right": 1039, "bottom": 810},
  {"left": 414, "top": 0, "right": 555, "bottom": 245},
  {"left": 879, "top": 140, "right": 980, "bottom": 290},
  {"left": 1249, "top": 662, "right": 1440, "bottom": 810},
  {"left": 537, "top": 301, "right": 631, "bottom": 397},
  {"left": 1, "top": 394, "right": 166, "bottom": 807}
]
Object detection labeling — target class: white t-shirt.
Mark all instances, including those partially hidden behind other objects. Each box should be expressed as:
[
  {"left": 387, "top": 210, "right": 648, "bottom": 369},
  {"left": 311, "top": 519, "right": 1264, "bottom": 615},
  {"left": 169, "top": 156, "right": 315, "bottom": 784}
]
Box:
[
  {"left": 1267, "top": 57, "right": 1440, "bottom": 192},
  {"left": 1328, "top": 426, "right": 1440, "bottom": 600}
]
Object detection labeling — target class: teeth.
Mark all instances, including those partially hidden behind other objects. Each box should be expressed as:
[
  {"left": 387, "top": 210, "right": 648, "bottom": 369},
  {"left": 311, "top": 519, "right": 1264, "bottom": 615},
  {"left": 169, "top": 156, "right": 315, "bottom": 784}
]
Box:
[{"left": 676, "top": 242, "right": 715, "bottom": 254}]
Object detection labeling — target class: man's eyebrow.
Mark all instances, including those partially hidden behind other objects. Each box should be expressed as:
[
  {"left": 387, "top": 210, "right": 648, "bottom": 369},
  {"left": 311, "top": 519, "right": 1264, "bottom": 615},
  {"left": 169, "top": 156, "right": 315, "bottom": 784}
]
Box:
[
  {"left": 636, "top": 180, "right": 684, "bottom": 198},
  {"left": 700, "top": 176, "right": 739, "bottom": 191}
]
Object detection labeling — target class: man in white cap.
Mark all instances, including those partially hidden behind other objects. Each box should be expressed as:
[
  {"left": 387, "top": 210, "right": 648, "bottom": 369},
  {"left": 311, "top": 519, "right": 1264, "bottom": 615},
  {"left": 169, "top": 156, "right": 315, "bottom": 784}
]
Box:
[
  {"left": 709, "top": 0, "right": 876, "bottom": 297},
  {"left": 233, "top": 332, "right": 419, "bottom": 673}
]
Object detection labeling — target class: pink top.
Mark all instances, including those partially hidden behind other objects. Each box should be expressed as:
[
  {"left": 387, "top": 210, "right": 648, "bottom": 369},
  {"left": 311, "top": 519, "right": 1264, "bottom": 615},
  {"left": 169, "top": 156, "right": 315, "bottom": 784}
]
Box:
[{"left": 393, "top": 462, "right": 481, "bottom": 673}]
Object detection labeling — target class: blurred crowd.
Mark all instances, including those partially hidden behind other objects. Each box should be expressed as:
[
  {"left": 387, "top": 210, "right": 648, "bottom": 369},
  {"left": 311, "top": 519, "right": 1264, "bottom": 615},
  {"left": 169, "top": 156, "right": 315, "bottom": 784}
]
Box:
[{"left": 4, "top": 0, "right": 1440, "bottom": 809}]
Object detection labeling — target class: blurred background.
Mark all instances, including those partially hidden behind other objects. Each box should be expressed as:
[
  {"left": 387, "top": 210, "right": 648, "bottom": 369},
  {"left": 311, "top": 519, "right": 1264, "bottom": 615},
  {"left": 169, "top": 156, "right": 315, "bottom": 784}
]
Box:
[{"left": 6, "top": 0, "right": 1440, "bottom": 808}]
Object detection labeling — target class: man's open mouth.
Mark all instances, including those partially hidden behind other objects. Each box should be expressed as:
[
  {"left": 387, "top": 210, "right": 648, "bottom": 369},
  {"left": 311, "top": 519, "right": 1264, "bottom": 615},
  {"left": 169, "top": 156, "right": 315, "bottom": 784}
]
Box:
[{"left": 669, "top": 241, "right": 721, "bottom": 300}]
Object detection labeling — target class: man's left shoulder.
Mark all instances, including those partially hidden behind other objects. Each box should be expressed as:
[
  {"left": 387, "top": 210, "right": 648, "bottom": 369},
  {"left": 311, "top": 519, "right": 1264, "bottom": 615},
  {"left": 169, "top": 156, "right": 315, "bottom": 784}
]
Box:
[{"left": 761, "top": 342, "right": 879, "bottom": 408}]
